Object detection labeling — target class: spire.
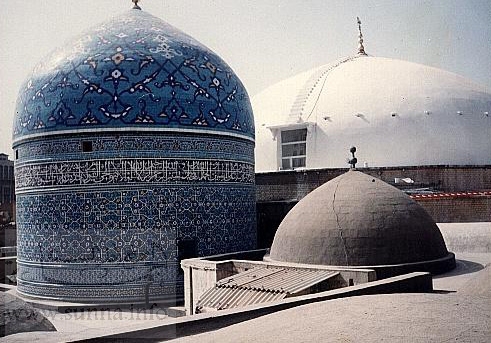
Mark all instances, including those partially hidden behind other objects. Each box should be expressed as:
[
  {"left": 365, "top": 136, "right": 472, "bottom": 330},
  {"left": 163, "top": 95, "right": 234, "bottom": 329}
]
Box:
[
  {"left": 132, "top": 0, "right": 142, "bottom": 10},
  {"left": 356, "top": 17, "right": 367, "bottom": 55}
]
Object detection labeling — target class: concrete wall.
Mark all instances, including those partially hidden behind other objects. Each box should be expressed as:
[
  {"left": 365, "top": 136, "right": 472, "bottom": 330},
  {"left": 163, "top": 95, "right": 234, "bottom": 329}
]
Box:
[
  {"left": 421, "top": 197, "right": 491, "bottom": 223},
  {"left": 438, "top": 223, "right": 491, "bottom": 253},
  {"left": 181, "top": 251, "right": 376, "bottom": 316},
  {"left": 83, "top": 272, "right": 432, "bottom": 342},
  {"left": 181, "top": 260, "right": 223, "bottom": 316},
  {"left": 257, "top": 165, "right": 491, "bottom": 202}
]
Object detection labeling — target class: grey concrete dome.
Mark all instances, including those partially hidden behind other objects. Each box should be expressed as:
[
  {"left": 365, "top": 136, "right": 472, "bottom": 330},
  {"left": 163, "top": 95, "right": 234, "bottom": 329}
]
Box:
[{"left": 269, "top": 171, "right": 455, "bottom": 275}]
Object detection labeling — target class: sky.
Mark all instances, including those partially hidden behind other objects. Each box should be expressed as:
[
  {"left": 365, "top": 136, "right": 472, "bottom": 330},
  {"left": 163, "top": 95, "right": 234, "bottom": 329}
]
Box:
[{"left": 1, "top": 0, "right": 490, "bottom": 158}]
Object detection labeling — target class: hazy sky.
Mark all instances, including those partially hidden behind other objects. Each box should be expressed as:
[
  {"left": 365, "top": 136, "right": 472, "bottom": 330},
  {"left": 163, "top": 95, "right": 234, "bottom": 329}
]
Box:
[{"left": 1, "top": 0, "right": 490, "bottom": 158}]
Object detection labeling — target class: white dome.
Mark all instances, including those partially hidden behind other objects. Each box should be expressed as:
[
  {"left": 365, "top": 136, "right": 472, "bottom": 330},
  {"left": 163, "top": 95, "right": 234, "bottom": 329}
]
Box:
[{"left": 253, "top": 56, "right": 491, "bottom": 172}]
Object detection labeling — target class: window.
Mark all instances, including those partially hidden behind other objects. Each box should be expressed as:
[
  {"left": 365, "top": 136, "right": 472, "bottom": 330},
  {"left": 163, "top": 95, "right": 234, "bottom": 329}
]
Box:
[
  {"left": 82, "top": 141, "right": 93, "bottom": 153},
  {"left": 280, "top": 129, "right": 307, "bottom": 169}
]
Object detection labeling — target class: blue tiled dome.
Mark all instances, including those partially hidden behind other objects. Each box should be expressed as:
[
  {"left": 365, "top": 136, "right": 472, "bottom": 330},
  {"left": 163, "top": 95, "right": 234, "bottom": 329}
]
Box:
[
  {"left": 13, "top": 7, "right": 256, "bottom": 303},
  {"left": 13, "top": 9, "right": 254, "bottom": 143}
]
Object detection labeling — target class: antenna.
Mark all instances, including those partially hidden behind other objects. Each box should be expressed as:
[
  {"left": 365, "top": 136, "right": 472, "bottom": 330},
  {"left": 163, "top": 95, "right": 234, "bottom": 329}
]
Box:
[{"left": 356, "top": 17, "right": 367, "bottom": 55}]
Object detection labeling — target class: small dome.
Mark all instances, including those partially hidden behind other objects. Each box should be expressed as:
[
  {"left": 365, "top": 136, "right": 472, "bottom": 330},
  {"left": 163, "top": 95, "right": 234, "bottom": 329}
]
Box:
[
  {"left": 254, "top": 56, "right": 491, "bottom": 171},
  {"left": 13, "top": 9, "right": 254, "bottom": 145},
  {"left": 269, "top": 170, "right": 453, "bottom": 270}
]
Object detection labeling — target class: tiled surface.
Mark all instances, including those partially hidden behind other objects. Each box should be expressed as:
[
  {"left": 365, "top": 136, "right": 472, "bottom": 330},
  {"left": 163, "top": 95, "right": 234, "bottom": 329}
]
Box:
[
  {"left": 13, "top": 9, "right": 254, "bottom": 142},
  {"left": 13, "top": 7, "right": 256, "bottom": 302},
  {"left": 16, "top": 133, "right": 256, "bottom": 301}
]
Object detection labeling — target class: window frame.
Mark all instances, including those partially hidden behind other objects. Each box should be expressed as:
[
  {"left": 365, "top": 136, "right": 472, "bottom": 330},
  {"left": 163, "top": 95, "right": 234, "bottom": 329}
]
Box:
[{"left": 279, "top": 128, "right": 307, "bottom": 170}]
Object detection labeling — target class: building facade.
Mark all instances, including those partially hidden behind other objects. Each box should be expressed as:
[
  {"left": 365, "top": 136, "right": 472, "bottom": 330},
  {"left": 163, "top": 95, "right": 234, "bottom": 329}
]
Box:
[{"left": 0, "top": 154, "right": 15, "bottom": 223}]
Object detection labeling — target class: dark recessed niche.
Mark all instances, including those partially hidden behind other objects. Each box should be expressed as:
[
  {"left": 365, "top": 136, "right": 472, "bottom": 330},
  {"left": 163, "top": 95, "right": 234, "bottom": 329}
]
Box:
[
  {"left": 82, "top": 141, "right": 93, "bottom": 153},
  {"left": 15, "top": 150, "right": 19, "bottom": 160},
  {"left": 177, "top": 238, "right": 197, "bottom": 274}
]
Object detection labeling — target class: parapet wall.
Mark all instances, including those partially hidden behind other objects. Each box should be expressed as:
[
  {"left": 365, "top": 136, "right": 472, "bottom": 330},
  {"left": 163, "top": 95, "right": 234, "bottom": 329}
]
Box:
[
  {"left": 438, "top": 223, "right": 491, "bottom": 253},
  {"left": 91, "top": 272, "right": 433, "bottom": 342},
  {"left": 256, "top": 165, "right": 491, "bottom": 202},
  {"left": 181, "top": 250, "right": 376, "bottom": 315},
  {"left": 417, "top": 196, "right": 491, "bottom": 223}
]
